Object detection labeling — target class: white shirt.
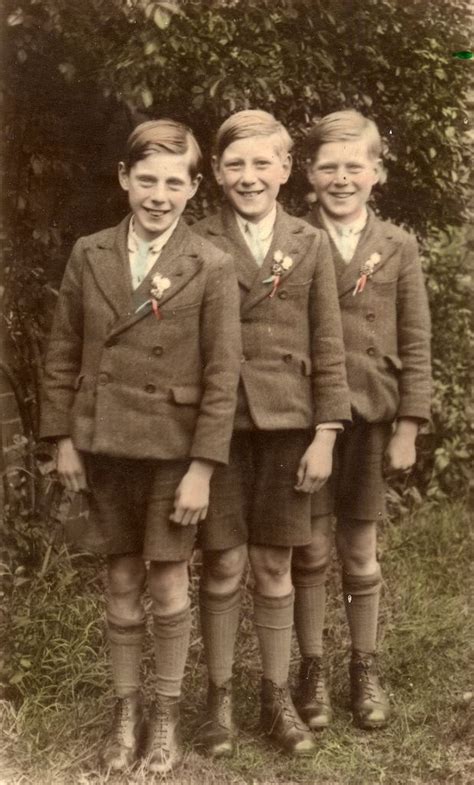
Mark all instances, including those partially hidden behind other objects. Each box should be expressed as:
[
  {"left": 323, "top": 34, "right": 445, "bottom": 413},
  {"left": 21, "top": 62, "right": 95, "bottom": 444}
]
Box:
[
  {"left": 235, "top": 205, "right": 277, "bottom": 265},
  {"left": 127, "top": 217, "right": 179, "bottom": 290},
  {"left": 320, "top": 208, "right": 368, "bottom": 264}
]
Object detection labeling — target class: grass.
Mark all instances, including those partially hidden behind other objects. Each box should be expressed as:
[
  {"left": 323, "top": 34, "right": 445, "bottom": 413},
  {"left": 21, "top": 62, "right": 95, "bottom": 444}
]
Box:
[{"left": 0, "top": 500, "right": 472, "bottom": 784}]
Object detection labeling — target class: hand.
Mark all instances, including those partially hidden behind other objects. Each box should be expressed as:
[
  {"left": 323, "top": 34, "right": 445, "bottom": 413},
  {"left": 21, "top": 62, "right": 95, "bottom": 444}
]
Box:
[
  {"left": 170, "top": 459, "right": 215, "bottom": 526},
  {"left": 383, "top": 419, "right": 418, "bottom": 477},
  {"left": 295, "top": 430, "right": 337, "bottom": 494},
  {"left": 57, "top": 437, "right": 88, "bottom": 492}
]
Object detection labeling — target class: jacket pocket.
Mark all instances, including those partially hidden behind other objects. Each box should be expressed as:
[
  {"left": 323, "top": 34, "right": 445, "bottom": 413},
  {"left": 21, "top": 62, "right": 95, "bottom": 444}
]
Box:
[{"left": 169, "top": 385, "right": 202, "bottom": 405}]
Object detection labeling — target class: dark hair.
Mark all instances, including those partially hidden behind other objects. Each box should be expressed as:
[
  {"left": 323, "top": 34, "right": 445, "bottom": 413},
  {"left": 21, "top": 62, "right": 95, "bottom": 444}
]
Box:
[{"left": 123, "top": 119, "right": 202, "bottom": 178}]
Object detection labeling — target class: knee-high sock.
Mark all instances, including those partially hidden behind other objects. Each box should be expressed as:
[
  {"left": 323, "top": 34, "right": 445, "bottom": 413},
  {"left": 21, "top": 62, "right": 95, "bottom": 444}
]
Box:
[
  {"left": 199, "top": 588, "right": 241, "bottom": 686},
  {"left": 106, "top": 610, "right": 146, "bottom": 698},
  {"left": 293, "top": 562, "right": 329, "bottom": 659},
  {"left": 342, "top": 567, "right": 382, "bottom": 654},
  {"left": 253, "top": 590, "right": 294, "bottom": 687},
  {"left": 152, "top": 601, "right": 192, "bottom": 698}
]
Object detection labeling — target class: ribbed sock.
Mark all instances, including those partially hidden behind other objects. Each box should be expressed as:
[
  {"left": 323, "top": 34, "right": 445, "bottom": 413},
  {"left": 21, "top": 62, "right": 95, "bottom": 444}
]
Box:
[
  {"left": 253, "top": 590, "right": 294, "bottom": 687},
  {"left": 342, "top": 567, "right": 382, "bottom": 654},
  {"left": 152, "top": 601, "right": 192, "bottom": 698},
  {"left": 106, "top": 610, "right": 146, "bottom": 698},
  {"left": 199, "top": 587, "right": 241, "bottom": 686},
  {"left": 293, "top": 564, "right": 328, "bottom": 658}
]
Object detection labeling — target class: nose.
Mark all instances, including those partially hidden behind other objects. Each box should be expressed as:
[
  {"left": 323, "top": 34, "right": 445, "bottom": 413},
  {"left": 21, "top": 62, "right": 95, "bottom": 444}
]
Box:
[
  {"left": 150, "top": 182, "right": 167, "bottom": 203},
  {"left": 240, "top": 164, "right": 257, "bottom": 186},
  {"left": 333, "top": 168, "right": 348, "bottom": 186}
]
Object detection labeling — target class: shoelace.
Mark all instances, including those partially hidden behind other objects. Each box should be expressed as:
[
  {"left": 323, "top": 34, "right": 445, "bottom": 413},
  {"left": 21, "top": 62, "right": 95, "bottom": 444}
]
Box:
[
  {"left": 304, "top": 660, "right": 326, "bottom": 702},
  {"left": 353, "top": 660, "right": 379, "bottom": 702},
  {"left": 213, "top": 689, "right": 232, "bottom": 728},
  {"left": 150, "top": 705, "right": 172, "bottom": 755},
  {"left": 274, "top": 687, "right": 304, "bottom": 729}
]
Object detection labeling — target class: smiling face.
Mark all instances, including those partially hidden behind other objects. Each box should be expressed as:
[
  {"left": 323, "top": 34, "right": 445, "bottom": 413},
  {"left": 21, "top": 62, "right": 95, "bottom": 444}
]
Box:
[
  {"left": 118, "top": 151, "right": 201, "bottom": 241},
  {"left": 307, "top": 139, "right": 380, "bottom": 224},
  {"left": 212, "top": 135, "right": 291, "bottom": 223}
]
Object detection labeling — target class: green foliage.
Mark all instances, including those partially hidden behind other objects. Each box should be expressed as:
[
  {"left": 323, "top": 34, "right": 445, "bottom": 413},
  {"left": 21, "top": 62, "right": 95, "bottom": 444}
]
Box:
[{"left": 3, "top": 0, "right": 472, "bottom": 504}]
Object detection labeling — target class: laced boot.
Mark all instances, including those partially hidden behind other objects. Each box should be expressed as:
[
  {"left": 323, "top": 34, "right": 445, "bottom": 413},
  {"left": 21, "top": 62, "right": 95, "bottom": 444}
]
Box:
[
  {"left": 295, "top": 657, "right": 332, "bottom": 729},
  {"left": 260, "top": 679, "right": 315, "bottom": 756},
  {"left": 100, "top": 694, "right": 145, "bottom": 771},
  {"left": 350, "top": 651, "right": 390, "bottom": 729},
  {"left": 197, "top": 680, "right": 235, "bottom": 757},
  {"left": 144, "top": 695, "right": 183, "bottom": 774}
]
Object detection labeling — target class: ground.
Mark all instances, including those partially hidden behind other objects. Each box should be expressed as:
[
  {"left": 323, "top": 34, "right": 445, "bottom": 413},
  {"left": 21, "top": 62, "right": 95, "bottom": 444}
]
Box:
[{"left": 0, "top": 500, "right": 472, "bottom": 785}]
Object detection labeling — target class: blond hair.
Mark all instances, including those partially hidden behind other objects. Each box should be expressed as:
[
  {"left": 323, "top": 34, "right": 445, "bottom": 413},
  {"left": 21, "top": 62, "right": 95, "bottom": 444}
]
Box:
[
  {"left": 214, "top": 110, "right": 293, "bottom": 160},
  {"left": 306, "top": 110, "right": 387, "bottom": 184}
]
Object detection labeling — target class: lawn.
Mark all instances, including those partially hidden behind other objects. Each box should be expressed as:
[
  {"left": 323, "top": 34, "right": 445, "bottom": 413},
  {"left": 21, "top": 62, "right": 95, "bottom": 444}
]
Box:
[{"left": 0, "top": 500, "right": 472, "bottom": 785}]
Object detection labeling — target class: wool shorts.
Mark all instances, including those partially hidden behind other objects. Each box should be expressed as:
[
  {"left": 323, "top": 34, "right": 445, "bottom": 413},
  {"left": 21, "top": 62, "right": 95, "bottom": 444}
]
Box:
[
  {"left": 82, "top": 454, "right": 196, "bottom": 561},
  {"left": 203, "top": 429, "right": 314, "bottom": 550},
  {"left": 311, "top": 419, "right": 393, "bottom": 522}
]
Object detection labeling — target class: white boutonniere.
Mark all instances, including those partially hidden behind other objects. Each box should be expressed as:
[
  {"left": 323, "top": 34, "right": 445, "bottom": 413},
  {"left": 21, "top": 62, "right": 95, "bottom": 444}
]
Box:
[
  {"left": 353, "top": 252, "right": 381, "bottom": 296},
  {"left": 135, "top": 273, "right": 171, "bottom": 320},
  {"left": 263, "top": 250, "right": 294, "bottom": 298}
]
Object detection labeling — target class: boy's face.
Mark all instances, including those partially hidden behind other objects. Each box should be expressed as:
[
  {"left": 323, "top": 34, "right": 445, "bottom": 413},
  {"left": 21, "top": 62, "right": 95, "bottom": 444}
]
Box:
[
  {"left": 212, "top": 135, "right": 291, "bottom": 223},
  {"left": 118, "top": 151, "right": 201, "bottom": 241},
  {"left": 307, "top": 140, "right": 380, "bottom": 224}
]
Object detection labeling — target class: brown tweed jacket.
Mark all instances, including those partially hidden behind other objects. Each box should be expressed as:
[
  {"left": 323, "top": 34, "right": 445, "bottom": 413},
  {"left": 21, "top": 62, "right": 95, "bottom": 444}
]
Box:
[
  {"left": 40, "top": 215, "right": 242, "bottom": 464},
  {"left": 307, "top": 208, "right": 432, "bottom": 423},
  {"left": 192, "top": 204, "right": 351, "bottom": 429}
]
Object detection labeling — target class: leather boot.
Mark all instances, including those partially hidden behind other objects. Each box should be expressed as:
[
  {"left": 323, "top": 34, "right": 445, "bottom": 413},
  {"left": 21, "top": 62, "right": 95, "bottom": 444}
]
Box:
[
  {"left": 295, "top": 657, "right": 332, "bottom": 729},
  {"left": 100, "top": 694, "right": 145, "bottom": 771},
  {"left": 144, "top": 695, "right": 183, "bottom": 774},
  {"left": 260, "top": 679, "right": 315, "bottom": 756},
  {"left": 197, "top": 680, "right": 235, "bottom": 757},
  {"left": 350, "top": 651, "right": 390, "bottom": 729}
]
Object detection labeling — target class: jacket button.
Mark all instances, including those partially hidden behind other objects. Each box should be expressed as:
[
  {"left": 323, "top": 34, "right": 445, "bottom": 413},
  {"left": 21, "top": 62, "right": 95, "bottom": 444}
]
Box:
[
  {"left": 98, "top": 372, "right": 109, "bottom": 385},
  {"left": 241, "top": 355, "right": 247, "bottom": 363},
  {"left": 278, "top": 290, "right": 288, "bottom": 300},
  {"left": 366, "top": 312, "right": 376, "bottom": 322},
  {"left": 366, "top": 347, "right": 376, "bottom": 356},
  {"left": 144, "top": 383, "right": 156, "bottom": 393},
  {"left": 283, "top": 354, "right": 292, "bottom": 363},
  {"left": 152, "top": 345, "right": 164, "bottom": 357}
]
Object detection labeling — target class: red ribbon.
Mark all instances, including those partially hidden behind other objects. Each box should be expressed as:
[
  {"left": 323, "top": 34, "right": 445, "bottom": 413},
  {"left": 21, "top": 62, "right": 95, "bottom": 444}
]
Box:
[
  {"left": 353, "top": 274, "right": 367, "bottom": 296},
  {"left": 268, "top": 275, "right": 281, "bottom": 299},
  {"left": 152, "top": 299, "right": 162, "bottom": 320}
]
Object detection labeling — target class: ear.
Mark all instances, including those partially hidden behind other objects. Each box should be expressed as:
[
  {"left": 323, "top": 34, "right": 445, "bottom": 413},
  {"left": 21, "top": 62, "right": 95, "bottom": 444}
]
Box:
[
  {"left": 118, "top": 162, "right": 129, "bottom": 192},
  {"left": 189, "top": 173, "right": 203, "bottom": 198},
  {"left": 306, "top": 158, "right": 317, "bottom": 189},
  {"left": 280, "top": 152, "right": 292, "bottom": 184},
  {"left": 211, "top": 155, "right": 223, "bottom": 185},
  {"left": 372, "top": 158, "right": 382, "bottom": 186}
]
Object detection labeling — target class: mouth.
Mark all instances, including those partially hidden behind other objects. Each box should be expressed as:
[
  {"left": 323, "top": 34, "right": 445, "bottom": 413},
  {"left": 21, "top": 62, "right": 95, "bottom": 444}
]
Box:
[
  {"left": 144, "top": 208, "right": 170, "bottom": 219},
  {"left": 237, "top": 189, "right": 265, "bottom": 199},
  {"left": 329, "top": 192, "right": 355, "bottom": 200}
]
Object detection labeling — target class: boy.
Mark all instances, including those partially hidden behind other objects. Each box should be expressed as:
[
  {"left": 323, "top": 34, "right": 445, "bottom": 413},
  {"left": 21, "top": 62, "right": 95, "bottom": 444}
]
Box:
[
  {"left": 292, "top": 110, "right": 431, "bottom": 731},
  {"left": 40, "top": 119, "right": 241, "bottom": 773},
  {"left": 192, "top": 110, "right": 351, "bottom": 756}
]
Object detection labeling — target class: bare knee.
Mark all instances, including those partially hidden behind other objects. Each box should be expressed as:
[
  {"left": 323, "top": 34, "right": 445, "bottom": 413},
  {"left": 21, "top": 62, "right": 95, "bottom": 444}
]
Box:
[
  {"left": 249, "top": 545, "right": 292, "bottom": 596},
  {"left": 148, "top": 560, "right": 189, "bottom": 615},
  {"left": 336, "top": 519, "right": 378, "bottom": 575},
  {"left": 107, "top": 554, "right": 146, "bottom": 620},
  {"left": 202, "top": 545, "right": 247, "bottom": 594}
]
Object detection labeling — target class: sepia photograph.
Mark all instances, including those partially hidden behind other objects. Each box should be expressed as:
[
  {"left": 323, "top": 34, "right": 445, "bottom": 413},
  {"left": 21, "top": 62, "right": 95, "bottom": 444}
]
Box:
[{"left": 1, "top": 1, "right": 472, "bottom": 783}]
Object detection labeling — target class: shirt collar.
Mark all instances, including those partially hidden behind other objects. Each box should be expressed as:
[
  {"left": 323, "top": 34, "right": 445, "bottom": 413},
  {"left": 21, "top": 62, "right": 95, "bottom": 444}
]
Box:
[
  {"left": 234, "top": 204, "right": 277, "bottom": 241},
  {"left": 320, "top": 206, "right": 368, "bottom": 237},
  {"left": 128, "top": 216, "right": 180, "bottom": 254}
]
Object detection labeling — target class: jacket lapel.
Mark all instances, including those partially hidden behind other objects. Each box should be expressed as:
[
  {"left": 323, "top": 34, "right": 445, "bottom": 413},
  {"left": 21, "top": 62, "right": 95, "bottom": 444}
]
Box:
[
  {"left": 85, "top": 215, "right": 134, "bottom": 318},
  {"left": 308, "top": 207, "right": 401, "bottom": 298},
  {"left": 241, "top": 205, "right": 314, "bottom": 314},
  {"left": 209, "top": 205, "right": 261, "bottom": 291}
]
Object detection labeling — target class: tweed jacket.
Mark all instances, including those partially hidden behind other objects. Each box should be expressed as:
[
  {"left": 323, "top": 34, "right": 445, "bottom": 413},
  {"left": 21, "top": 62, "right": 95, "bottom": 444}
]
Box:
[
  {"left": 192, "top": 203, "right": 351, "bottom": 430},
  {"left": 40, "top": 215, "right": 242, "bottom": 464},
  {"left": 307, "top": 208, "right": 432, "bottom": 423}
]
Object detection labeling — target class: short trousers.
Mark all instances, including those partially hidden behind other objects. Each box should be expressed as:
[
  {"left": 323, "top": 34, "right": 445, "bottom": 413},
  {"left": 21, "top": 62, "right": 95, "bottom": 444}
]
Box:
[
  {"left": 82, "top": 454, "right": 196, "bottom": 561},
  {"left": 204, "top": 429, "right": 313, "bottom": 549},
  {"left": 311, "top": 419, "right": 392, "bottom": 522}
]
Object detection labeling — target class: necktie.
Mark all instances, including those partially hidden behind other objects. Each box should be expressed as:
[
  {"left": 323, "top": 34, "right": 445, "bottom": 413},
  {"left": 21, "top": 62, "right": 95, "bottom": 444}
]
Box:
[
  {"left": 337, "top": 226, "right": 353, "bottom": 264},
  {"left": 245, "top": 222, "right": 265, "bottom": 267},
  {"left": 133, "top": 239, "right": 151, "bottom": 288}
]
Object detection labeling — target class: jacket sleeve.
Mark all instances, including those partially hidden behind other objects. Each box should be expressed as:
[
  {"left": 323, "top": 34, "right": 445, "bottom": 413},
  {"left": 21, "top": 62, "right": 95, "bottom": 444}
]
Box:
[
  {"left": 189, "top": 253, "right": 242, "bottom": 464},
  {"left": 396, "top": 233, "right": 432, "bottom": 421},
  {"left": 309, "top": 231, "right": 352, "bottom": 425},
  {"left": 39, "top": 239, "right": 85, "bottom": 440}
]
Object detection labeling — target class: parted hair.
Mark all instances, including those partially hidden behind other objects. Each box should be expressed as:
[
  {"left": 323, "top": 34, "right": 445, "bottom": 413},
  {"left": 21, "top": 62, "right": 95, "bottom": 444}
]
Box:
[
  {"left": 124, "top": 119, "right": 203, "bottom": 178},
  {"left": 306, "top": 110, "right": 387, "bottom": 183},
  {"left": 213, "top": 109, "right": 293, "bottom": 160}
]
